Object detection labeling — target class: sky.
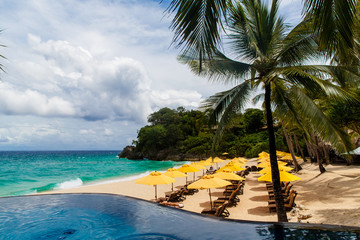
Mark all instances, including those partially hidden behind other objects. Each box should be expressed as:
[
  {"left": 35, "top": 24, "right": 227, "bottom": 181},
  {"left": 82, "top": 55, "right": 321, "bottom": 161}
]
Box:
[{"left": 0, "top": 0, "right": 303, "bottom": 151}]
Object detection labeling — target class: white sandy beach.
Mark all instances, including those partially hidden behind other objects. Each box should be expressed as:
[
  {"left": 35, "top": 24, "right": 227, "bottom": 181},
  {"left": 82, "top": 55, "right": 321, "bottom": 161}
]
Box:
[{"left": 40, "top": 159, "right": 360, "bottom": 227}]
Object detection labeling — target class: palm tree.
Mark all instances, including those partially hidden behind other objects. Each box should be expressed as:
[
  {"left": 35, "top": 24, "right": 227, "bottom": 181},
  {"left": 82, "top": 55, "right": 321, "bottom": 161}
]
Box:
[
  {"left": 167, "top": 0, "right": 360, "bottom": 222},
  {"left": 303, "top": 0, "right": 358, "bottom": 64},
  {"left": 270, "top": 83, "right": 355, "bottom": 169}
]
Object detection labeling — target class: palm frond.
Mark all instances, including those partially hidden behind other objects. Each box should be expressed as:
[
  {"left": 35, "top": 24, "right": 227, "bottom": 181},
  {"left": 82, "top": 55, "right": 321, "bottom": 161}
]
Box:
[
  {"left": 291, "top": 87, "right": 353, "bottom": 153},
  {"left": 303, "top": 0, "right": 357, "bottom": 59},
  {"left": 226, "top": 0, "right": 286, "bottom": 61},
  {"left": 167, "top": 0, "right": 228, "bottom": 61},
  {"left": 178, "top": 49, "right": 252, "bottom": 84},
  {"left": 226, "top": 0, "right": 257, "bottom": 61},
  {"left": 201, "top": 81, "right": 252, "bottom": 153},
  {"left": 279, "top": 65, "right": 360, "bottom": 103},
  {"left": 277, "top": 20, "right": 319, "bottom": 66},
  {"left": 271, "top": 81, "right": 310, "bottom": 136}
]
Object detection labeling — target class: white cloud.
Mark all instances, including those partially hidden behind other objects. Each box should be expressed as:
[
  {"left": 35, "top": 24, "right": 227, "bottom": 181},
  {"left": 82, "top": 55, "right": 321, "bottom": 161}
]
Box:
[
  {"left": 0, "top": 0, "right": 304, "bottom": 150},
  {"left": 0, "top": 82, "right": 76, "bottom": 117},
  {"left": 79, "top": 129, "right": 96, "bottom": 135},
  {"left": 104, "top": 128, "right": 114, "bottom": 136},
  {"left": 151, "top": 89, "right": 202, "bottom": 109},
  {"left": 2, "top": 34, "right": 204, "bottom": 124}
]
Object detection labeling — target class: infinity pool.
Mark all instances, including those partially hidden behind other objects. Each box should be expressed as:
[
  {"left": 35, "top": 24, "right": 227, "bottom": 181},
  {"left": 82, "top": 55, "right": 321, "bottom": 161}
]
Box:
[{"left": 1, "top": 194, "right": 359, "bottom": 239}]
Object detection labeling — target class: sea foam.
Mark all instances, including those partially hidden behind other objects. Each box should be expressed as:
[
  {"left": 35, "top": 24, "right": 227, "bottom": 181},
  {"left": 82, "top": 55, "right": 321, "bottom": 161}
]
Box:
[
  {"left": 55, "top": 178, "right": 83, "bottom": 190},
  {"left": 90, "top": 171, "right": 152, "bottom": 186}
]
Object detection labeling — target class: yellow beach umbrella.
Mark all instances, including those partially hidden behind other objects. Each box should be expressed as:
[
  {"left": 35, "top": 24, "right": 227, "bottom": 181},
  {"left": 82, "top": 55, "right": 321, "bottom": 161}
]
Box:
[
  {"left": 257, "top": 161, "right": 287, "bottom": 168},
  {"left": 187, "top": 175, "right": 232, "bottom": 209},
  {"left": 190, "top": 162, "right": 207, "bottom": 180},
  {"left": 229, "top": 160, "right": 246, "bottom": 166},
  {"left": 164, "top": 168, "right": 187, "bottom": 191},
  {"left": 198, "top": 160, "right": 212, "bottom": 166},
  {"left": 257, "top": 170, "right": 301, "bottom": 182},
  {"left": 136, "top": 171, "right": 175, "bottom": 200},
  {"left": 190, "top": 162, "right": 206, "bottom": 170},
  {"left": 164, "top": 168, "right": 188, "bottom": 178},
  {"left": 233, "top": 157, "right": 248, "bottom": 163},
  {"left": 276, "top": 151, "right": 288, "bottom": 157},
  {"left": 177, "top": 164, "right": 201, "bottom": 173},
  {"left": 205, "top": 157, "right": 225, "bottom": 168},
  {"left": 177, "top": 164, "right": 200, "bottom": 183},
  {"left": 258, "top": 151, "right": 269, "bottom": 158},
  {"left": 258, "top": 157, "right": 288, "bottom": 163},
  {"left": 280, "top": 154, "right": 301, "bottom": 161},
  {"left": 213, "top": 170, "right": 245, "bottom": 181},
  {"left": 207, "top": 157, "right": 224, "bottom": 163},
  {"left": 218, "top": 162, "right": 245, "bottom": 172},
  {"left": 258, "top": 165, "right": 294, "bottom": 175},
  {"left": 257, "top": 157, "right": 270, "bottom": 163}
]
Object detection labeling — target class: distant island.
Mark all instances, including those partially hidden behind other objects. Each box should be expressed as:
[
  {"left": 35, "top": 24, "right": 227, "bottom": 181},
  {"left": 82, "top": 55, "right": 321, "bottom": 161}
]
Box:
[{"left": 119, "top": 107, "right": 290, "bottom": 161}]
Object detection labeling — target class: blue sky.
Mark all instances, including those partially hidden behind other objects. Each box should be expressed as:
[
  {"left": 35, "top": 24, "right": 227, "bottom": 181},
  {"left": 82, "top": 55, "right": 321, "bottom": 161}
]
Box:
[{"left": 0, "top": 0, "right": 303, "bottom": 150}]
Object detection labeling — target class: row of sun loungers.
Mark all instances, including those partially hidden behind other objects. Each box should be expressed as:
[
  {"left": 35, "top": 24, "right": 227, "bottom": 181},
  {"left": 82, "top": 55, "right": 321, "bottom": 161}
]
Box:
[
  {"left": 157, "top": 169, "right": 249, "bottom": 216},
  {"left": 158, "top": 183, "right": 199, "bottom": 203},
  {"left": 266, "top": 181, "right": 297, "bottom": 212},
  {"left": 201, "top": 170, "right": 249, "bottom": 218}
]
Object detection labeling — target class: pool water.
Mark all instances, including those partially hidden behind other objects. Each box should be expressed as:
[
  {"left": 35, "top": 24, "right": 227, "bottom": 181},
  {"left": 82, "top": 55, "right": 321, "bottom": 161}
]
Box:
[{"left": 0, "top": 194, "right": 359, "bottom": 239}]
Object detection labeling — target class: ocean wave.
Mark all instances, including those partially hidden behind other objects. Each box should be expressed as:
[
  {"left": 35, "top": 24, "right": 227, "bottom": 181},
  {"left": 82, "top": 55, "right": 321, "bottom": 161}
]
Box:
[
  {"left": 55, "top": 178, "right": 83, "bottom": 190},
  {"left": 87, "top": 165, "right": 189, "bottom": 187},
  {"left": 25, "top": 190, "right": 38, "bottom": 195},
  {"left": 88, "top": 171, "right": 153, "bottom": 186}
]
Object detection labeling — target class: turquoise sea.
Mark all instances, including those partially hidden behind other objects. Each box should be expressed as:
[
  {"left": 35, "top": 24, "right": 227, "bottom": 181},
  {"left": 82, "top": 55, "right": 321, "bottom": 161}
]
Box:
[{"left": 0, "top": 151, "right": 187, "bottom": 197}]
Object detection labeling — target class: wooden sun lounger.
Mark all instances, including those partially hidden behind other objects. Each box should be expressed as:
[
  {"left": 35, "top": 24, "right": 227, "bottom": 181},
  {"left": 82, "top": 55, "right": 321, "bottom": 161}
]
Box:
[
  {"left": 266, "top": 181, "right": 288, "bottom": 190},
  {"left": 268, "top": 191, "right": 297, "bottom": 213},
  {"left": 268, "top": 190, "right": 295, "bottom": 205},
  {"left": 183, "top": 184, "right": 198, "bottom": 195},
  {"left": 225, "top": 181, "right": 244, "bottom": 191},
  {"left": 161, "top": 189, "right": 186, "bottom": 202},
  {"left": 224, "top": 182, "right": 244, "bottom": 196},
  {"left": 268, "top": 184, "right": 293, "bottom": 200},
  {"left": 214, "top": 189, "right": 240, "bottom": 207},
  {"left": 201, "top": 201, "right": 230, "bottom": 217}
]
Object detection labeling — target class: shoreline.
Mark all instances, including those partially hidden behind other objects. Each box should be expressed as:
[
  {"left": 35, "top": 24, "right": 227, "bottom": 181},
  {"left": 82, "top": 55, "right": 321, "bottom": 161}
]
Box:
[{"left": 37, "top": 159, "right": 360, "bottom": 227}]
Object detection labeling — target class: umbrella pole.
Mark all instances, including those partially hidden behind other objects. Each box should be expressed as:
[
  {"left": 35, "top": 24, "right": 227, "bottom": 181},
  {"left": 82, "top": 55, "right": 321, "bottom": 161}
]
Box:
[
  {"left": 172, "top": 182, "right": 174, "bottom": 192},
  {"left": 155, "top": 185, "right": 157, "bottom": 200},
  {"left": 209, "top": 188, "right": 213, "bottom": 209},
  {"left": 193, "top": 172, "right": 195, "bottom": 181}
]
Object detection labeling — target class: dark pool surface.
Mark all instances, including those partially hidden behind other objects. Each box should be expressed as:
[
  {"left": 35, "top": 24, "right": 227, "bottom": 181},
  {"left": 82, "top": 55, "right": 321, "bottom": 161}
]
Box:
[{"left": 0, "top": 194, "right": 359, "bottom": 240}]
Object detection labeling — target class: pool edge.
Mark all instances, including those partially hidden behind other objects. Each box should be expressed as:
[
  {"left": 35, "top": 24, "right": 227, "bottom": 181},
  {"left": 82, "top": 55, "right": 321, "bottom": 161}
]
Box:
[{"left": 2, "top": 192, "right": 360, "bottom": 233}]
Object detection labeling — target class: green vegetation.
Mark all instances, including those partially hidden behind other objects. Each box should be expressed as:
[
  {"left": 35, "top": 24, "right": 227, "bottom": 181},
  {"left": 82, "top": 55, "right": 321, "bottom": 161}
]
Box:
[
  {"left": 131, "top": 107, "right": 289, "bottom": 160},
  {"left": 166, "top": 0, "right": 360, "bottom": 222}
]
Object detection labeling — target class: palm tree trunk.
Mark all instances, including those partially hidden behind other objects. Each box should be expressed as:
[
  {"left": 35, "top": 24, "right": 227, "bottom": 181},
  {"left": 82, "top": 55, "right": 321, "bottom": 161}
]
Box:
[
  {"left": 293, "top": 134, "right": 300, "bottom": 155},
  {"left": 282, "top": 124, "right": 302, "bottom": 172},
  {"left": 265, "top": 83, "right": 288, "bottom": 222},
  {"left": 293, "top": 133, "right": 306, "bottom": 162},
  {"left": 304, "top": 137, "right": 315, "bottom": 162},
  {"left": 323, "top": 143, "right": 330, "bottom": 165},
  {"left": 313, "top": 134, "right": 326, "bottom": 173}
]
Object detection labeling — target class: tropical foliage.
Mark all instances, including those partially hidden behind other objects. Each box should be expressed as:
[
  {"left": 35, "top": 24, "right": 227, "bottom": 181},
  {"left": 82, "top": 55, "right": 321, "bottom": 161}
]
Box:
[
  {"left": 131, "top": 107, "right": 290, "bottom": 160},
  {"left": 166, "top": 0, "right": 360, "bottom": 222}
]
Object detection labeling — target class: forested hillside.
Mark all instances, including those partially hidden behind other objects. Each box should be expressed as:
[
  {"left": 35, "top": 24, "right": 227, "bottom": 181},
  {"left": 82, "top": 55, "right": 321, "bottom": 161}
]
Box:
[{"left": 119, "top": 107, "right": 289, "bottom": 160}]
